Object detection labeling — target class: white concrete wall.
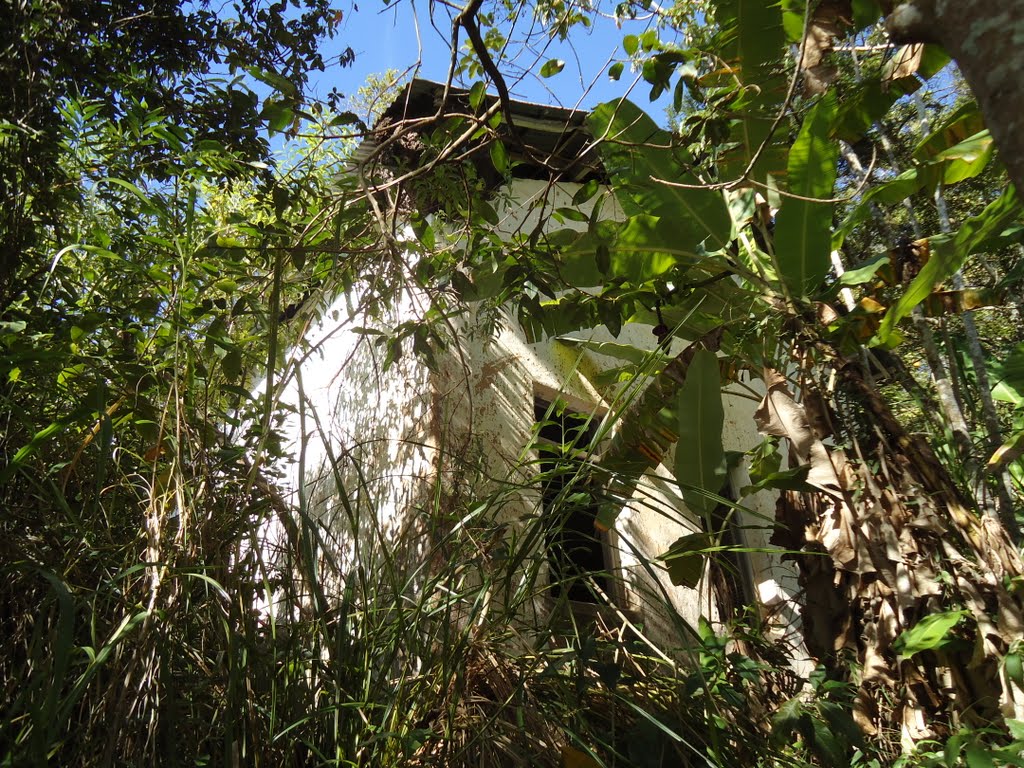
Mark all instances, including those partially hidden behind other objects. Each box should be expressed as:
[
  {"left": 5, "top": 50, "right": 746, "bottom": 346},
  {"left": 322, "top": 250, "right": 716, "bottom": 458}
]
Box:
[
  {"left": 266, "top": 283, "right": 436, "bottom": 591},
  {"left": 265, "top": 176, "right": 802, "bottom": 655}
]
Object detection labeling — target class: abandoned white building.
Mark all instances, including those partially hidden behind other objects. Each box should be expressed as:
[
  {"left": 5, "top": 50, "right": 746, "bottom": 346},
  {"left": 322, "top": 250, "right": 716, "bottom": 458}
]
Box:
[{"left": 266, "top": 79, "right": 802, "bottom": 654}]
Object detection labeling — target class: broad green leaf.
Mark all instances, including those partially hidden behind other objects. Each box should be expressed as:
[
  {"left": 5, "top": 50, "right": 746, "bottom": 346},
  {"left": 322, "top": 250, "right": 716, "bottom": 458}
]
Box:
[
  {"left": 851, "top": 0, "right": 882, "bottom": 28},
  {"left": 489, "top": 140, "right": 509, "bottom": 174},
  {"left": 771, "top": 697, "right": 809, "bottom": 746},
  {"left": 587, "top": 100, "right": 732, "bottom": 253},
  {"left": 608, "top": 62, "right": 624, "bottom": 81},
  {"left": 741, "top": 464, "right": 812, "bottom": 495},
  {"left": 572, "top": 179, "right": 601, "bottom": 205},
  {"left": 992, "top": 344, "right": 1024, "bottom": 404},
  {"left": 468, "top": 80, "right": 487, "bottom": 110},
  {"left": 892, "top": 610, "right": 967, "bottom": 657},
  {"left": 987, "top": 428, "right": 1024, "bottom": 472},
  {"left": 244, "top": 66, "right": 298, "bottom": 98},
  {"left": 807, "top": 713, "right": 847, "bottom": 768},
  {"left": 817, "top": 700, "right": 866, "bottom": 752},
  {"left": 674, "top": 349, "right": 726, "bottom": 517},
  {"left": 877, "top": 185, "right": 1020, "bottom": 344},
  {"left": 555, "top": 206, "right": 588, "bottom": 223},
  {"left": 914, "top": 102, "right": 987, "bottom": 161},
  {"left": 933, "top": 130, "right": 994, "bottom": 185},
  {"left": 540, "top": 59, "right": 565, "bottom": 77},
  {"left": 263, "top": 101, "right": 294, "bottom": 134},
  {"left": 712, "top": 0, "right": 787, "bottom": 180},
  {"left": 612, "top": 215, "right": 688, "bottom": 282},
  {"left": 835, "top": 254, "right": 891, "bottom": 286},
  {"left": 1007, "top": 719, "right": 1024, "bottom": 741},
  {"left": 774, "top": 93, "right": 839, "bottom": 297},
  {"left": 557, "top": 337, "right": 672, "bottom": 366},
  {"left": 222, "top": 347, "right": 243, "bottom": 381},
  {"left": 964, "top": 743, "right": 996, "bottom": 768}
]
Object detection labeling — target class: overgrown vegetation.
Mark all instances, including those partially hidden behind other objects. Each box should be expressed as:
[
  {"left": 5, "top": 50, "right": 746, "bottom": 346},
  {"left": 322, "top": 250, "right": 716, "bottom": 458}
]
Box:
[{"left": 3, "top": 0, "right": 1024, "bottom": 765}]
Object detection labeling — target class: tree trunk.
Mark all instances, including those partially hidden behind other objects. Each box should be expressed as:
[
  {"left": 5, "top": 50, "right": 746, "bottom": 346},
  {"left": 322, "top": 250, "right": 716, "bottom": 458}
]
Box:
[{"left": 886, "top": 0, "right": 1024, "bottom": 193}]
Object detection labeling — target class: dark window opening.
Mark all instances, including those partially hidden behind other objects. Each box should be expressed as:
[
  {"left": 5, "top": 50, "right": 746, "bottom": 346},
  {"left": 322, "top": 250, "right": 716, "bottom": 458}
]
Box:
[{"left": 534, "top": 397, "right": 610, "bottom": 604}]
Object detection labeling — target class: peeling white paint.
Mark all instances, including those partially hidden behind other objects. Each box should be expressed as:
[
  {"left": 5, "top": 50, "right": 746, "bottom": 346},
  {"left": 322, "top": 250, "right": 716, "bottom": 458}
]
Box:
[{"left": 263, "top": 177, "right": 804, "bottom": 656}]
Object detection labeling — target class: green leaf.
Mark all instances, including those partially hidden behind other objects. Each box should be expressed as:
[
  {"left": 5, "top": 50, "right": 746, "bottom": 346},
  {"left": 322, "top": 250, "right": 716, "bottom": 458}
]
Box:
[
  {"left": 674, "top": 349, "right": 726, "bottom": 517},
  {"left": 835, "top": 254, "right": 891, "bottom": 287},
  {"left": 774, "top": 93, "right": 840, "bottom": 297},
  {"left": 573, "top": 179, "right": 601, "bottom": 206},
  {"left": 0, "top": 405, "right": 93, "bottom": 484},
  {"left": 712, "top": 0, "right": 787, "bottom": 181},
  {"left": 468, "top": 80, "right": 487, "bottom": 110},
  {"left": 1006, "top": 719, "right": 1024, "bottom": 741},
  {"left": 807, "top": 712, "right": 848, "bottom": 768},
  {"left": 992, "top": 344, "right": 1024, "bottom": 404},
  {"left": 475, "top": 199, "right": 500, "bottom": 226},
  {"left": 612, "top": 215, "right": 683, "bottom": 282},
  {"left": 540, "top": 59, "right": 565, "bottom": 77},
  {"left": 557, "top": 337, "right": 671, "bottom": 366},
  {"left": 244, "top": 66, "right": 299, "bottom": 99},
  {"left": 623, "top": 35, "right": 639, "bottom": 56},
  {"left": 877, "top": 185, "right": 1020, "bottom": 344},
  {"left": 932, "top": 130, "right": 994, "bottom": 185},
  {"left": 555, "top": 206, "right": 589, "bottom": 223},
  {"left": 608, "top": 62, "right": 624, "bottom": 81},
  {"left": 817, "top": 700, "right": 865, "bottom": 751},
  {"left": 964, "top": 742, "right": 996, "bottom": 768},
  {"left": 771, "top": 697, "right": 809, "bottom": 747},
  {"left": 851, "top": 0, "right": 882, "bottom": 28},
  {"left": 741, "top": 464, "right": 812, "bottom": 494},
  {"left": 595, "top": 242, "right": 610, "bottom": 275},
  {"left": 640, "top": 30, "right": 659, "bottom": 51},
  {"left": 488, "top": 139, "right": 510, "bottom": 175},
  {"left": 832, "top": 169, "right": 922, "bottom": 251},
  {"left": 587, "top": 100, "right": 732, "bottom": 253},
  {"left": 892, "top": 610, "right": 968, "bottom": 657},
  {"left": 914, "top": 102, "right": 987, "bottom": 161},
  {"left": 263, "top": 100, "right": 294, "bottom": 134},
  {"left": 834, "top": 46, "right": 948, "bottom": 143}
]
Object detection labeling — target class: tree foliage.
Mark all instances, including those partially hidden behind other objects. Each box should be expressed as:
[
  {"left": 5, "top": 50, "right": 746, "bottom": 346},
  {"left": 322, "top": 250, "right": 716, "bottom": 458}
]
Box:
[{"left": 4, "top": 0, "right": 1024, "bottom": 765}]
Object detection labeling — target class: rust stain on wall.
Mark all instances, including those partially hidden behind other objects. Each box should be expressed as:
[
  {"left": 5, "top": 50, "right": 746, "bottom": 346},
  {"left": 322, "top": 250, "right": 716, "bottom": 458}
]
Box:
[{"left": 475, "top": 355, "right": 516, "bottom": 395}]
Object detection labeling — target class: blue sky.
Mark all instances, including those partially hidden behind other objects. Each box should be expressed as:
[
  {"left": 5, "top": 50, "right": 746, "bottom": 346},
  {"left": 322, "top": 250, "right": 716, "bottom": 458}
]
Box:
[{"left": 306, "top": 0, "right": 672, "bottom": 114}]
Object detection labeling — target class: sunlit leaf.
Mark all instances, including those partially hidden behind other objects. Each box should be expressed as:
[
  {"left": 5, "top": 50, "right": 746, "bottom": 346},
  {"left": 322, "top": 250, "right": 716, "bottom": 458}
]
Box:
[
  {"left": 540, "top": 59, "right": 565, "bottom": 77},
  {"left": 588, "top": 100, "right": 732, "bottom": 256},
  {"left": 774, "top": 92, "right": 839, "bottom": 297},
  {"left": 893, "top": 610, "right": 968, "bottom": 657},
  {"left": 877, "top": 185, "right": 1020, "bottom": 344}
]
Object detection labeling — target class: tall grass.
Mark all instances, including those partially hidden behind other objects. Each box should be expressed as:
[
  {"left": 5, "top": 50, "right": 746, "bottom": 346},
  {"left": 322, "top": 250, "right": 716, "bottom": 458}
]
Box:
[{"left": 0, "top": 349, "right": 810, "bottom": 767}]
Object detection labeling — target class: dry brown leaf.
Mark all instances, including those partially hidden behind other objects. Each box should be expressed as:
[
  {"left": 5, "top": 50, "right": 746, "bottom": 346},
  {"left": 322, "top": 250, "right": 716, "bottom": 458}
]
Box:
[
  {"left": 800, "top": 0, "right": 853, "bottom": 95},
  {"left": 883, "top": 43, "right": 925, "bottom": 88},
  {"left": 755, "top": 370, "right": 841, "bottom": 493}
]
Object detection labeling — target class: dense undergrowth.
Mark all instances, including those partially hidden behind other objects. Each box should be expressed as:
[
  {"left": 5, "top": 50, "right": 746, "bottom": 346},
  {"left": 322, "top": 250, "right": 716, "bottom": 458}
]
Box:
[{"left": 5, "top": 1, "right": 1024, "bottom": 766}]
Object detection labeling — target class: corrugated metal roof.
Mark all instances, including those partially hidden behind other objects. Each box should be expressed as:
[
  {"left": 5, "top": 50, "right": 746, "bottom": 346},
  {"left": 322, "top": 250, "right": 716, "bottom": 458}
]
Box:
[{"left": 350, "top": 78, "right": 603, "bottom": 185}]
